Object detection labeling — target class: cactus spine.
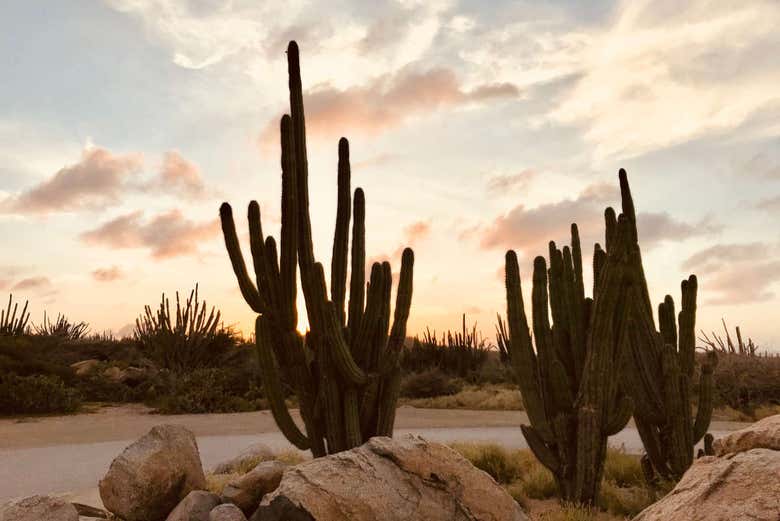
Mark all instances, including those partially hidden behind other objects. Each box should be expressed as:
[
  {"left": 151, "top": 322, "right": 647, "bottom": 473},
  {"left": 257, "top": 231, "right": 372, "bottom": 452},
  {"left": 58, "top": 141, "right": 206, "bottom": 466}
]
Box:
[
  {"left": 504, "top": 177, "right": 636, "bottom": 504},
  {"left": 615, "top": 170, "right": 717, "bottom": 482},
  {"left": 220, "top": 41, "right": 414, "bottom": 456}
]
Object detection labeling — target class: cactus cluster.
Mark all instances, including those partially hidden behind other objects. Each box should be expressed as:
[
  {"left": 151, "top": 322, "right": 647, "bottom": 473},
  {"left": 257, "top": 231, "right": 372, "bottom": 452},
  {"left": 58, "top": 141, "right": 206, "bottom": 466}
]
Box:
[
  {"left": 504, "top": 202, "right": 635, "bottom": 504},
  {"left": 220, "top": 41, "right": 414, "bottom": 456},
  {"left": 1, "top": 294, "right": 30, "bottom": 336},
  {"left": 616, "top": 173, "right": 718, "bottom": 482}
]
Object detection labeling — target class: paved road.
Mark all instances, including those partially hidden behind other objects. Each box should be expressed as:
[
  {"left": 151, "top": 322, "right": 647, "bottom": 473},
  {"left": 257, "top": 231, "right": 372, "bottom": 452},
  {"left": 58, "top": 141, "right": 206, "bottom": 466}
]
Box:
[{"left": 0, "top": 405, "right": 749, "bottom": 502}]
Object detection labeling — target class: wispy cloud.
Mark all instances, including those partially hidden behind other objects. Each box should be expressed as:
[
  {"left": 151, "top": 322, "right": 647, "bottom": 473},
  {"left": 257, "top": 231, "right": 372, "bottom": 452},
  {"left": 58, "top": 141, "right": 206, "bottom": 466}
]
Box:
[
  {"left": 682, "top": 242, "right": 780, "bottom": 304},
  {"left": 260, "top": 66, "right": 519, "bottom": 146},
  {"left": 486, "top": 169, "right": 536, "bottom": 195},
  {"left": 550, "top": 0, "right": 780, "bottom": 160},
  {"left": 142, "top": 151, "right": 206, "bottom": 199},
  {"left": 80, "top": 210, "right": 219, "bottom": 258},
  {"left": 91, "top": 266, "right": 124, "bottom": 282},
  {"left": 0, "top": 147, "right": 142, "bottom": 214}
]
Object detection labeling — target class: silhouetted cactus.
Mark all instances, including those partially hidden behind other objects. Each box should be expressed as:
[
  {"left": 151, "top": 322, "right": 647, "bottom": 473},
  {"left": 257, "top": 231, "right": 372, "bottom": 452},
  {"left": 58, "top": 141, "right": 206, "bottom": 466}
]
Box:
[
  {"left": 503, "top": 174, "right": 636, "bottom": 505},
  {"left": 1, "top": 294, "right": 30, "bottom": 336},
  {"left": 615, "top": 171, "right": 718, "bottom": 483},
  {"left": 134, "top": 284, "right": 225, "bottom": 371},
  {"left": 495, "top": 314, "right": 511, "bottom": 364},
  {"left": 34, "top": 312, "right": 89, "bottom": 340},
  {"left": 403, "top": 314, "right": 489, "bottom": 377},
  {"left": 220, "top": 41, "right": 414, "bottom": 456}
]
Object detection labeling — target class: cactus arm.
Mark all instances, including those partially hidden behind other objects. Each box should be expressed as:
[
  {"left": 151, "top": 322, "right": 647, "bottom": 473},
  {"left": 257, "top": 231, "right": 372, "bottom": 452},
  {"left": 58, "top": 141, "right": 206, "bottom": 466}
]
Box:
[
  {"left": 505, "top": 250, "right": 553, "bottom": 441},
  {"left": 347, "top": 188, "right": 366, "bottom": 343},
  {"left": 343, "top": 387, "right": 362, "bottom": 449},
  {"left": 693, "top": 354, "right": 716, "bottom": 443},
  {"left": 387, "top": 248, "right": 414, "bottom": 352},
  {"left": 605, "top": 394, "right": 633, "bottom": 436},
  {"left": 331, "top": 137, "right": 351, "bottom": 327},
  {"left": 219, "top": 203, "right": 265, "bottom": 314},
  {"left": 255, "top": 316, "right": 310, "bottom": 450},
  {"left": 521, "top": 425, "right": 560, "bottom": 475},
  {"left": 279, "top": 115, "right": 299, "bottom": 329},
  {"left": 376, "top": 366, "right": 401, "bottom": 437}
]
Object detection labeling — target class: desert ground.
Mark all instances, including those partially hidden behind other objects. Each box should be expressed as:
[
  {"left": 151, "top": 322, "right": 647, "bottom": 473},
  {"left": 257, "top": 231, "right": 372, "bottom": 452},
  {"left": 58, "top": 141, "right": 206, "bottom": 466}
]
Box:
[{"left": 0, "top": 404, "right": 750, "bottom": 503}]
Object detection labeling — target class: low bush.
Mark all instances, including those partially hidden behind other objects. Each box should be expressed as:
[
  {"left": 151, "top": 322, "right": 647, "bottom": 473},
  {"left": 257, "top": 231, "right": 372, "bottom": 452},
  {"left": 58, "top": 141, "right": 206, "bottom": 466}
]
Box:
[
  {"left": 0, "top": 373, "right": 81, "bottom": 415},
  {"left": 148, "top": 368, "right": 266, "bottom": 414},
  {"left": 710, "top": 352, "right": 780, "bottom": 414},
  {"left": 400, "top": 369, "right": 462, "bottom": 399},
  {"left": 401, "top": 383, "right": 522, "bottom": 410}
]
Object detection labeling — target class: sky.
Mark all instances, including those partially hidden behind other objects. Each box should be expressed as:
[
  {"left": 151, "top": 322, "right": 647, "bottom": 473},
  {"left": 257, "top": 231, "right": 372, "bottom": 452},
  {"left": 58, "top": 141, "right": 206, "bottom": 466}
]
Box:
[{"left": 1, "top": 0, "right": 779, "bottom": 350}]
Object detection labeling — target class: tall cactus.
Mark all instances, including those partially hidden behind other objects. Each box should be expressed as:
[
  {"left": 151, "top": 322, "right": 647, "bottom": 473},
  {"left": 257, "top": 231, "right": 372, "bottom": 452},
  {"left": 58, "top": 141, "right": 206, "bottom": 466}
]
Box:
[
  {"left": 219, "top": 41, "right": 414, "bottom": 457},
  {"left": 616, "top": 170, "right": 717, "bottom": 482},
  {"left": 504, "top": 175, "right": 636, "bottom": 504}
]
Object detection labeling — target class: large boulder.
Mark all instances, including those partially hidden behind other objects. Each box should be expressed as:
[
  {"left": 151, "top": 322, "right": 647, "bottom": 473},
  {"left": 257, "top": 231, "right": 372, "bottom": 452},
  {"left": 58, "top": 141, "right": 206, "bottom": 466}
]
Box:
[
  {"left": 99, "top": 424, "right": 207, "bottom": 521},
  {"left": 212, "top": 443, "right": 275, "bottom": 474},
  {"left": 222, "top": 460, "right": 288, "bottom": 514},
  {"left": 0, "top": 495, "right": 78, "bottom": 521},
  {"left": 252, "top": 435, "right": 529, "bottom": 521},
  {"left": 713, "top": 414, "right": 780, "bottom": 455},
  {"left": 166, "top": 491, "right": 221, "bottom": 521},
  {"left": 209, "top": 504, "right": 248, "bottom": 521},
  {"left": 633, "top": 449, "right": 780, "bottom": 521}
]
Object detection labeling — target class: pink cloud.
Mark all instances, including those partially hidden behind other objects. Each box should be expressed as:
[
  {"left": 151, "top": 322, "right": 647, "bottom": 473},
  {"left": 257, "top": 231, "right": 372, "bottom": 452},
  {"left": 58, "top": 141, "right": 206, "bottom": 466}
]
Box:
[
  {"left": 80, "top": 209, "right": 220, "bottom": 258},
  {"left": 11, "top": 276, "right": 52, "bottom": 291},
  {"left": 1, "top": 147, "right": 142, "bottom": 214},
  {"left": 91, "top": 266, "right": 124, "bottom": 282},
  {"left": 144, "top": 151, "right": 206, "bottom": 198},
  {"left": 487, "top": 169, "right": 536, "bottom": 194},
  {"left": 260, "top": 67, "right": 519, "bottom": 146}
]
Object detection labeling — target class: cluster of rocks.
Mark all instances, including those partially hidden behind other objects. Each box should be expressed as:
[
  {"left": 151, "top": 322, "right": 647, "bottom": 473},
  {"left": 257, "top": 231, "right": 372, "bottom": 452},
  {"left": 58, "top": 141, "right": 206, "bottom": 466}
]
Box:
[
  {"left": 1, "top": 425, "right": 526, "bottom": 521},
  {"left": 4, "top": 414, "right": 779, "bottom": 521}
]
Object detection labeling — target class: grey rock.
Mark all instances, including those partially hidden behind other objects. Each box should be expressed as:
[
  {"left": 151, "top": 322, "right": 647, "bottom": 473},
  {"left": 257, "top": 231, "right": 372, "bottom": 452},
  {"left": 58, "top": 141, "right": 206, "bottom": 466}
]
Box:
[
  {"left": 209, "top": 504, "right": 248, "bottom": 521},
  {"left": 0, "top": 495, "right": 78, "bottom": 521},
  {"left": 166, "top": 491, "right": 221, "bottom": 521},
  {"left": 99, "top": 424, "right": 207, "bottom": 521},
  {"left": 222, "top": 461, "right": 287, "bottom": 514},
  {"left": 212, "top": 443, "right": 274, "bottom": 475}
]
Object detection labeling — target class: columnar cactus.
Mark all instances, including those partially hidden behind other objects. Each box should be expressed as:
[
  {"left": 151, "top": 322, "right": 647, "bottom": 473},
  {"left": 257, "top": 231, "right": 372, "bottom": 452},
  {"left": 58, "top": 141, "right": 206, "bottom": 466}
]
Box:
[
  {"left": 616, "top": 171, "right": 717, "bottom": 482},
  {"left": 1, "top": 294, "right": 30, "bottom": 336},
  {"left": 219, "top": 41, "right": 414, "bottom": 457},
  {"left": 503, "top": 176, "right": 636, "bottom": 504}
]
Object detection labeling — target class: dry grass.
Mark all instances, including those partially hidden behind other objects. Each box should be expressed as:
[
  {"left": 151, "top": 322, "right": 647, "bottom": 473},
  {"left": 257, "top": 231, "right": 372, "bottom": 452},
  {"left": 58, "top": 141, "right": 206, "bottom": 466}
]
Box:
[
  {"left": 205, "top": 448, "right": 309, "bottom": 495},
  {"left": 451, "top": 442, "right": 650, "bottom": 520},
  {"left": 401, "top": 384, "right": 523, "bottom": 410},
  {"left": 205, "top": 472, "right": 238, "bottom": 495}
]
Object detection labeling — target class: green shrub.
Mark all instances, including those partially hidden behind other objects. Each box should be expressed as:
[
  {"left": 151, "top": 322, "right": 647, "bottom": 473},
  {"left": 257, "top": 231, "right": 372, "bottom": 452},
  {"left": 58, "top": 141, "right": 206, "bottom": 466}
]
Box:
[
  {"left": 602, "top": 447, "right": 643, "bottom": 487},
  {"left": 148, "top": 368, "right": 266, "bottom": 414},
  {"left": 0, "top": 373, "right": 81, "bottom": 415},
  {"left": 400, "top": 369, "right": 462, "bottom": 398}
]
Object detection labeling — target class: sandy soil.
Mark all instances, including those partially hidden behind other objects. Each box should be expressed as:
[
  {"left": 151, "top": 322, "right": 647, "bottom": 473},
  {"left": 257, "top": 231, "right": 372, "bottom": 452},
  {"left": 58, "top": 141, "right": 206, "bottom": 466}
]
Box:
[{"left": 0, "top": 404, "right": 531, "bottom": 450}]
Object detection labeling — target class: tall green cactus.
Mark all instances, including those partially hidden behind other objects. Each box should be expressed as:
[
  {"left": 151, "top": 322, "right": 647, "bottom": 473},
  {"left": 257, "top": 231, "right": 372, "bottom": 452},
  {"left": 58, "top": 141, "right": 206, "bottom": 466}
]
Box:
[
  {"left": 504, "top": 175, "right": 636, "bottom": 504},
  {"left": 220, "top": 41, "right": 414, "bottom": 457},
  {"left": 615, "top": 170, "right": 717, "bottom": 482}
]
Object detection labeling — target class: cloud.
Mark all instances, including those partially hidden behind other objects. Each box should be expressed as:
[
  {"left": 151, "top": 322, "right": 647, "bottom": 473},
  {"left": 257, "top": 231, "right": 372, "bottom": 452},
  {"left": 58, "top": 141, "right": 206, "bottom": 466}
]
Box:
[
  {"left": 80, "top": 210, "right": 220, "bottom": 258},
  {"left": 487, "top": 169, "right": 536, "bottom": 195},
  {"left": 403, "top": 220, "right": 432, "bottom": 245},
  {"left": 11, "top": 276, "right": 52, "bottom": 291},
  {"left": 91, "top": 266, "right": 124, "bottom": 282},
  {"left": 353, "top": 153, "right": 400, "bottom": 169},
  {"left": 757, "top": 195, "right": 780, "bottom": 212},
  {"left": 475, "top": 182, "right": 718, "bottom": 253},
  {"left": 682, "top": 242, "right": 780, "bottom": 304},
  {"left": 1, "top": 147, "right": 143, "bottom": 214},
  {"left": 738, "top": 152, "right": 780, "bottom": 179},
  {"left": 260, "top": 67, "right": 519, "bottom": 146},
  {"left": 143, "top": 151, "right": 206, "bottom": 198},
  {"left": 550, "top": 0, "right": 780, "bottom": 160}
]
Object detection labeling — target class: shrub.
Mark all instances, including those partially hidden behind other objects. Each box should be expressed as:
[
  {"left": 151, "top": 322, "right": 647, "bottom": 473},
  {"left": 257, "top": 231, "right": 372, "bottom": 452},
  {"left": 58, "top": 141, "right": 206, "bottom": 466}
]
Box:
[
  {"left": 597, "top": 481, "right": 653, "bottom": 517},
  {"left": 0, "top": 373, "right": 81, "bottom": 415},
  {"left": 710, "top": 352, "right": 780, "bottom": 413},
  {"left": 602, "top": 447, "right": 643, "bottom": 487},
  {"left": 400, "top": 369, "right": 462, "bottom": 398},
  {"left": 148, "top": 368, "right": 266, "bottom": 414},
  {"left": 402, "top": 315, "right": 491, "bottom": 378}
]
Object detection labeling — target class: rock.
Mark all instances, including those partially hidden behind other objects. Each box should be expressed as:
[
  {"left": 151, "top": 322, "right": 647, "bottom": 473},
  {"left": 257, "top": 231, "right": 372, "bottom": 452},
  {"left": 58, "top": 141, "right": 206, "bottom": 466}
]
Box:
[
  {"left": 212, "top": 443, "right": 275, "bottom": 474},
  {"left": 0, "top": 495, "right": 78, "bottom": 521},
  {"left": 209, "top": 504, "right": 248, "bottom": 521},
  {"left": 70, "top": 359, "right": 101, "bottom": 376},
  {"left": 222, "top": 460, "right": 288, "bottom": 514},
  {"left": 166, "top": 491, "right": 221, "bottom": 521},
  {"left": 713, "top": 414, "right": 780, "bottom": 456},
  {"left": 99, "top": 424, "right": 207, "bottom": 521},
  {"left": 633, "top": 448, "right": 780, "bottom": 521},
  {"left": 253, "top": 435, "right": 529, "bottom": 521}
]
